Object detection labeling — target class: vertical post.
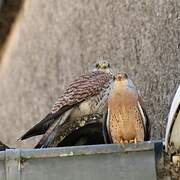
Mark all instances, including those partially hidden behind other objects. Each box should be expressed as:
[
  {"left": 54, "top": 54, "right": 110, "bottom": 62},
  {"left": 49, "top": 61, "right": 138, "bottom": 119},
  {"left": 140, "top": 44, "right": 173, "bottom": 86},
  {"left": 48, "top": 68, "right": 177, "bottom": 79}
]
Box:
[
  {"left": 5, "top": 149, "right": 21, "bottom": 180},
  {"left": 154, "top": 141, "right": 164, "bottom": 180}
]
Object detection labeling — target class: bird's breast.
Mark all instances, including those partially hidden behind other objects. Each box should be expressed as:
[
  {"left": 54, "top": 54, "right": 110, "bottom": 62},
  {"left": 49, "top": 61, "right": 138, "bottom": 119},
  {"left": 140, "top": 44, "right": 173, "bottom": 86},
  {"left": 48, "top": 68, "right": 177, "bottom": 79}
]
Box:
[{"left": 108, "top": 86, "right": 143, "bottom": 141}]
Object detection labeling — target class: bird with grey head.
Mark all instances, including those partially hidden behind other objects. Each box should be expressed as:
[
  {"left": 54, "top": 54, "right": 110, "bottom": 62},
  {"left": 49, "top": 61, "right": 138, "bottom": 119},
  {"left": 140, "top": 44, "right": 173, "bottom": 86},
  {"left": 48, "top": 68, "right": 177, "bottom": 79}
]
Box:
[
  {"left": 92, "top": 60, "right": 113, "bottom": 75},
  {"left": 19, "top": 59, "right": 114, "bottom": 148}
]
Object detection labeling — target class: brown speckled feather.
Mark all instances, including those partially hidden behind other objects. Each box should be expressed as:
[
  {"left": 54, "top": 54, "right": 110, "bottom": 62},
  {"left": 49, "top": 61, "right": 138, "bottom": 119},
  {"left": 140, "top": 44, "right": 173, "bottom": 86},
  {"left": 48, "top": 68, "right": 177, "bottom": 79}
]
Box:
[
  {"left": 35, "top": 72, "right": 114, "bottom": 148},
  {"left": 20, "top": 71, "right": 113, "bottom": 141},
  {"left": 51, "top": 71, "right": 112, "bottom": 113}
]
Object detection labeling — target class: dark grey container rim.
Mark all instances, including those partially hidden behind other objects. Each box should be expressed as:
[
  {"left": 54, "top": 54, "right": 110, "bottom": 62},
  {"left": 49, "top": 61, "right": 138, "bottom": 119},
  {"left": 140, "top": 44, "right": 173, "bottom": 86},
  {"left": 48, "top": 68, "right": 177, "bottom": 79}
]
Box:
[{"left": 0, "top": 140, "right": 162, "bottom": 160}]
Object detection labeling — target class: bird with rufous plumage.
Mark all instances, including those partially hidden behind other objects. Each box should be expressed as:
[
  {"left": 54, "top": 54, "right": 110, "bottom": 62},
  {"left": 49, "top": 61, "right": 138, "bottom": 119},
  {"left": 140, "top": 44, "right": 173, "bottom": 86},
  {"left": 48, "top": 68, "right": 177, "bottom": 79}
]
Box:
[{"left": 103, "top": 72, "right": 150, "bottom": 144}]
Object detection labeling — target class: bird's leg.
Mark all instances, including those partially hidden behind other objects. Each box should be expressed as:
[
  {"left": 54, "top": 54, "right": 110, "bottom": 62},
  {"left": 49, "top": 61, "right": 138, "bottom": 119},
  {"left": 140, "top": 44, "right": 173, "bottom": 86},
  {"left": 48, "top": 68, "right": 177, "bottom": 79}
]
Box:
[
  {"left": 124, "top": 140, "right": 128, "bottom": 144},
  {"left": 129, "top": 138, "right": 137, "bottom": 144},
  {"left": 120, "top": 138, "right": 124, "bottom": 144},
  {"left": 129, "top": 139, "right": 134, "bottom": 143}
]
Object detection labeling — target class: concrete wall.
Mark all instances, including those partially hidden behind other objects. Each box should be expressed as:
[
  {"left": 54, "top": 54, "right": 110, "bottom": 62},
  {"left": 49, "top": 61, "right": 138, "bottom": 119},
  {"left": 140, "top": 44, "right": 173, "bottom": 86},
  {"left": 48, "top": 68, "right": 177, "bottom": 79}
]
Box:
[{"left": 0, "top": 0, "right": 179, "bottom": 147}]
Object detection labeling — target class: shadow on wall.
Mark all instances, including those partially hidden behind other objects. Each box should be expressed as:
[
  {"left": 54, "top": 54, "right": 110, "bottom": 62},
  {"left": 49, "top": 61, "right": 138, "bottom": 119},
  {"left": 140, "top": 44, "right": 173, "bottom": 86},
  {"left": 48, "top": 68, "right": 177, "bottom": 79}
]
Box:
[{"left": 0, "top": 0, "right": 24, "bottom": 60}]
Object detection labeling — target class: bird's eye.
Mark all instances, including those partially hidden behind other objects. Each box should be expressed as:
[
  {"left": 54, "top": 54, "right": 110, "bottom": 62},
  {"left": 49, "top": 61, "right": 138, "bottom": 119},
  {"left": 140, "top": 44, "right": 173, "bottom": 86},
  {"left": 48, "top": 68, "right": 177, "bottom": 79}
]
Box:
[
  {"left": 96, "top": 63, "right": 99, "bottom": 68},
  {"left": 124, "top": 73, "right": 128, "bottom": 79}
]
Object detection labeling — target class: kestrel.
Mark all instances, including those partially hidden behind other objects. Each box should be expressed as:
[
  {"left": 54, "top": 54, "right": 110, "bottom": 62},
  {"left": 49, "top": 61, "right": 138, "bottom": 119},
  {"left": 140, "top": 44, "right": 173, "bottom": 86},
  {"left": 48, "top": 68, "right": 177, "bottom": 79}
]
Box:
[
  {"left": 103, "top": 72, "right": 150, "bottom": 144},
  {"left": 19, "top": 61, "right": 114, "bottom": 148}
]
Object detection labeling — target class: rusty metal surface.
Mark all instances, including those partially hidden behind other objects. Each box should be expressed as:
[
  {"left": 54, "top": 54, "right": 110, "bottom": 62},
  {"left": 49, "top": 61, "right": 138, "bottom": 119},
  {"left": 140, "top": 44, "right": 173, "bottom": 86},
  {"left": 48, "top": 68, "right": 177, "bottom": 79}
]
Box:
[{"left": 0, "top": 141, "right": 163, "bottom": 180}]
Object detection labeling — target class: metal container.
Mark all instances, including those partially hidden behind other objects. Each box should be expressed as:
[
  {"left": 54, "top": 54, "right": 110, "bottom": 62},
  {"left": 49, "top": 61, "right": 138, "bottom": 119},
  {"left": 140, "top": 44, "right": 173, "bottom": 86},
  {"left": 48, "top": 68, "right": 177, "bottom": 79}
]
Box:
[{"left": 0, "top": 141, "right": 163, "bottom": 180}]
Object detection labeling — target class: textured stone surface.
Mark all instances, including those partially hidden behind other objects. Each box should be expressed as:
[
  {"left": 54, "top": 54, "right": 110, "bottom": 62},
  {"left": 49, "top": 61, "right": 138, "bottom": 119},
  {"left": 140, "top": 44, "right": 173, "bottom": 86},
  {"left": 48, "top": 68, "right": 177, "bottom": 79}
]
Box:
[{"left": 0, "top": 0, "right": 179, "bottom": 147}]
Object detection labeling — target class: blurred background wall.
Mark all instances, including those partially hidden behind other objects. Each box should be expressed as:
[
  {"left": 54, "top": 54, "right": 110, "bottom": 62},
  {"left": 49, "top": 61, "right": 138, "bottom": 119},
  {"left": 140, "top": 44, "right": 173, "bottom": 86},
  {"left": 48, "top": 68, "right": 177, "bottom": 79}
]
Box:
[{"left": 0, "top": 0, "right": 179, "bottom": 148}]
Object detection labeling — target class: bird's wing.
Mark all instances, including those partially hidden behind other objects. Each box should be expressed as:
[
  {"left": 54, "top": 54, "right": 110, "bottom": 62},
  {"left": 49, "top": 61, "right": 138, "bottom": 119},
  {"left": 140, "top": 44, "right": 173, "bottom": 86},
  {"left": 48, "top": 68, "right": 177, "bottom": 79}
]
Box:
[
  {"left": 57, "top": 122, "right": 104, "bottom": 147},
  {"left": 20, "top": 71, "right": 113, "bottom": 140},
  {"left": 35, "top": 113, "right": 103, "bottom": 148},
  {"left": 102, "top": 108, "right": 112, "bottom": 143},
  {"left": 35, "top": 109, "right": 73, "bottom": 148},
  {"left": 137, "top": 95, "right": 151, "bottom": 140},
  {"left": 19, "top": 105, "right": 72, "bottom": 140}
]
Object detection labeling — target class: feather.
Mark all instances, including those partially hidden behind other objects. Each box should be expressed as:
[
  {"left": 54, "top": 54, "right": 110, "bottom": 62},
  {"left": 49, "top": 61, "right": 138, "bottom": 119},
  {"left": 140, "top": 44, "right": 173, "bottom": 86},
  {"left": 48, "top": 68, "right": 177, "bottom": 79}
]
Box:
[
  {"left": 35, "top": 109, "right": 73, "bottom": 148},
  {"left": 20, "top": 71, "right": 112, "bottom": 141},
  {"left": 20, "top": 105, "right": 72, "bottom": 140}
]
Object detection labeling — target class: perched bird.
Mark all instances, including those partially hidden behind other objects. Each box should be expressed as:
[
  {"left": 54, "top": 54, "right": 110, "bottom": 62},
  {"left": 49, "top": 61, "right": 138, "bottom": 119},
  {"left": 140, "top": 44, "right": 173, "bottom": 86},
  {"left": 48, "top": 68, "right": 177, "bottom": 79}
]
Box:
[
  {"left": 19, "top": 60, "right": 114, "bottom": 148},
  {"left": 103, "top": 72, "right": 150, "bottom": 144}
]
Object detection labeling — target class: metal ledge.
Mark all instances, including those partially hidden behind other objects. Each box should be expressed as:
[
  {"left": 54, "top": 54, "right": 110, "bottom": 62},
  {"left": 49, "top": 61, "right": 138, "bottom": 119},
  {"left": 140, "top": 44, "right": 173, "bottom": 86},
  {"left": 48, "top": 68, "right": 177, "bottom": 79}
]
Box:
[{"left": 0, "top": 141, "right": 163, "bottom": 180}]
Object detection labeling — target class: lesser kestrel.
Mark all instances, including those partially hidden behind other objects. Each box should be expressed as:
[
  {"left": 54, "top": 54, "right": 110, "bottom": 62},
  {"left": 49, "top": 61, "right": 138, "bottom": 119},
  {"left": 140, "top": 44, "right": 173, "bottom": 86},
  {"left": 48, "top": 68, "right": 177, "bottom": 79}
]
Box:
[{"left": 103, "top": 72, "right": 150, "bottom": 144}]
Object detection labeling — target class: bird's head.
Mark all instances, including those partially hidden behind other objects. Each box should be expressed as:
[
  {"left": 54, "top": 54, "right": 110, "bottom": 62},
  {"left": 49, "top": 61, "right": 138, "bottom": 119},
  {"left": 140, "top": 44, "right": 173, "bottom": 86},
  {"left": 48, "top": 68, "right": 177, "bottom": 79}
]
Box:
[
  {"left": 115, "top": 72, "right": 135, "bottom": 88},
  {"left": 116, "top": 72, "right": 128, "bottom": 82},
  {"left": 93, "top": 60, "right": 113, "bottom": 74}
]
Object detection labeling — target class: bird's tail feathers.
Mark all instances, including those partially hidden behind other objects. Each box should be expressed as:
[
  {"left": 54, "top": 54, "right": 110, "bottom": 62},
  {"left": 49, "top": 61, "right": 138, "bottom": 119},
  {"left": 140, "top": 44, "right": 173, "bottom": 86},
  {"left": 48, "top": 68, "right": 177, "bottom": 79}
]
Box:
[
  {"left": 35, "top": 120, "right": 60, "bottom": 148},
  {"left": 35, "top": 109, "right": 73, "bottom": 148},
  {"left": 19, "top": 105, "right": 72, "bottom": 141}
]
